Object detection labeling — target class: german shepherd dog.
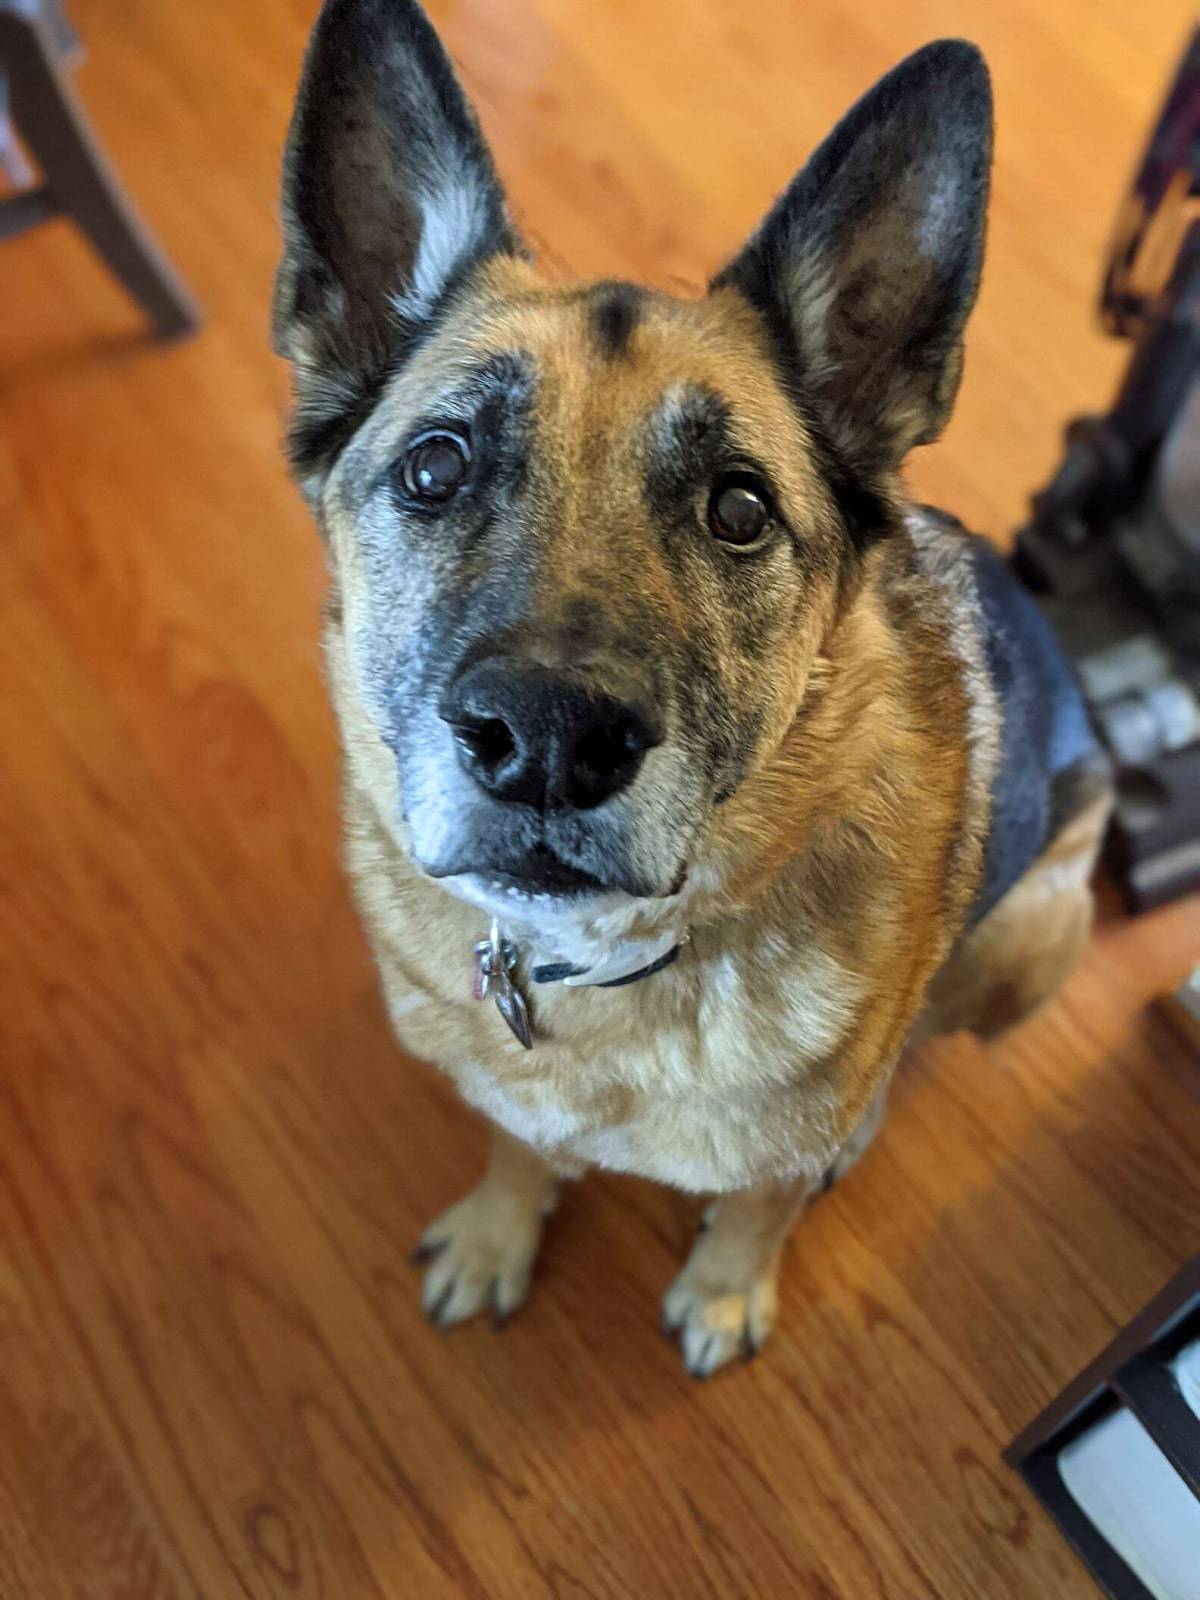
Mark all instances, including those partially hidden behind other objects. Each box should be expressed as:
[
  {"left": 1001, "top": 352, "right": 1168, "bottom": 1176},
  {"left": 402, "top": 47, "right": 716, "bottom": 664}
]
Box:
[{"left": 274, "top": 0, "right": 1112, "bottom": 1375}]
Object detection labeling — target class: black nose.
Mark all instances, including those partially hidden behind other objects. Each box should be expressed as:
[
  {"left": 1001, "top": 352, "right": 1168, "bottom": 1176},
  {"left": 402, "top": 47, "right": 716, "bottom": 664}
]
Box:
[{"left": 440, "top": 659, "right": 661, "bottom": 811}]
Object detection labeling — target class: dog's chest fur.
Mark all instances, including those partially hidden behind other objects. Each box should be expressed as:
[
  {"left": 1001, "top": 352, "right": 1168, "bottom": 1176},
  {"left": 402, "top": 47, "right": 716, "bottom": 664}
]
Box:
[{"left": 358, "top": 844, "right": 865, "bottom": 1191}]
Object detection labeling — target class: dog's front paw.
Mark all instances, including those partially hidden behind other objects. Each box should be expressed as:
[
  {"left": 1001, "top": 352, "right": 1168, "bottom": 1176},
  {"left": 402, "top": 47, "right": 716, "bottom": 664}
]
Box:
[
  {"left": 415, "top": 1183, "right": 555, "bottom": 1330},
  {"left": 662, "top": 1241, "right": 780, "bottom": 1379}
]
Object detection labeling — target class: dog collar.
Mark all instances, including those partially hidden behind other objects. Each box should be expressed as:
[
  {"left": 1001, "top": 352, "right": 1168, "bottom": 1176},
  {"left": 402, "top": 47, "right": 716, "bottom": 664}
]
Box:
[
  {"left": 532, "top": 923, "right": 684, "bottom": 988},
  {"left": 472, "top": 921, "right": 685, "bottom": 1049},
  {"left": 531, "top": 943, "right": 682, "bottom": 988}
]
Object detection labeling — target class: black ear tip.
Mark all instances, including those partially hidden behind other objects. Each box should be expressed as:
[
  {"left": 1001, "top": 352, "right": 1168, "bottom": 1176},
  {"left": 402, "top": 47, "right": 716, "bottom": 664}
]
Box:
[
  {"left": 917, "top": 36, "right": 987, "bottom": 65},
  {"left": 903, "top": 38, "right": 992, "bottom": 109},
  {"left": 311, "top": 0, "right": 440, "bottom": 60},
  {"left": 317, "top": 0, "right": 418, "bottom": 22}
]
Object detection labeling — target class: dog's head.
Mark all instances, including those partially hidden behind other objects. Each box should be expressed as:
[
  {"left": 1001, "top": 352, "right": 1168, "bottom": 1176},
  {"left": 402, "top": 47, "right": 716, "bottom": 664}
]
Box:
[{"left": 275, "top": 0, "right": 991, "bottom": 921}]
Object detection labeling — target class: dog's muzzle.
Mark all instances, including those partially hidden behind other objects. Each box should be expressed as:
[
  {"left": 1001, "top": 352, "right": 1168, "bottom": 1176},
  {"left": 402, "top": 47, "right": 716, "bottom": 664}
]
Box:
[{"left": 410, "top": 654, "right": 665, "bottom": 898}]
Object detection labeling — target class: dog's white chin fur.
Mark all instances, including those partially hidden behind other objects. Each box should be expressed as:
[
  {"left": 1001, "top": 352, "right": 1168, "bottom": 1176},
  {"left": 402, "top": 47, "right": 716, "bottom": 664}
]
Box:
[{"left": 439, "top": 869, "right": 686, "bottom": 971}]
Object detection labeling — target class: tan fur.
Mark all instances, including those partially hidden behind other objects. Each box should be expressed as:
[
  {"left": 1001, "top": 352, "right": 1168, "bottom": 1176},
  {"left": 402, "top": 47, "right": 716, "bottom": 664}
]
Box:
[
  {"left": 663, "top": 1179, "right": 810, "bottom": 1375},
  {"left": 392, "top": 777, "right": 1110, "bottom": 1373},
  {"left": 416, "top": 1126, "right": 560, "bottom": 1325},
  {"left": 310, "top": 267, "right": 1112, "bottom": 1372},
  {"left": 277, "top": 20, "right": 1100, "bottom": 1372}
]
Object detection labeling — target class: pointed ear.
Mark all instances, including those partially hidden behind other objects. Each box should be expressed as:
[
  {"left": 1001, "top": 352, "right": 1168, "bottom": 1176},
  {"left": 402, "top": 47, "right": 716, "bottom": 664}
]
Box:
[
  {"left": 713, "top": 40, "right": 992, "bottom": 480},
  {"left": 273, "top": 0, "right": 522, "bottom": 475}
]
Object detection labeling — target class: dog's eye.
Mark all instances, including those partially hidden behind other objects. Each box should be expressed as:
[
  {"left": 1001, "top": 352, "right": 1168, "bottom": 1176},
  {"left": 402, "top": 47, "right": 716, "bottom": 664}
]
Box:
[
  {"left": 401, "top": 431, "right": 470, "bottom": 503},
  {"left": 708, "top": 475, "right": 771, "bottom": 546}
]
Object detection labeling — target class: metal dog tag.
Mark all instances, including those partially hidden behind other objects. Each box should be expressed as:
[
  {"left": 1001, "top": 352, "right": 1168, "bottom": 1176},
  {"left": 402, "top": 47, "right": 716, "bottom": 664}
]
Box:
[{"left": 472, "top": 920, "right": 533, "bottom": 1049}]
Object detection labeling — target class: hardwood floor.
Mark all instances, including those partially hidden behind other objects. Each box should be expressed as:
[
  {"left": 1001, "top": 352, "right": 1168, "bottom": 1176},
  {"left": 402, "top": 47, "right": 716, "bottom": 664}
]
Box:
[{"left": 2, "top": 2, "right": 1198, "bottom": 1595}]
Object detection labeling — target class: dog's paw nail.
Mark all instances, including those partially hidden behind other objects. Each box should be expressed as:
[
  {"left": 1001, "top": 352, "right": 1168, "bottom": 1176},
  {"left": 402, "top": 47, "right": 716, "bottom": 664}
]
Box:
[
  {"left": 425, "top": 1283, "right": 455, "bottom": 1327},
  {"left": 685, "top": 1335, "right": 719, "bottom": 1379},
  {"left": 488, "top": 1279, "right": 513, "bottom": 1329}
]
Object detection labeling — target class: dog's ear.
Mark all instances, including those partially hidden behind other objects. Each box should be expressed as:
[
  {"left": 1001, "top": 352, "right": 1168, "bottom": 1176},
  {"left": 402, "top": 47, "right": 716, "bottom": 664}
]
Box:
[
  {"left": 274, "top": 0, "right": 521, "bottom": 473},
  {"left": 713, "top": 40, "right": 992, "bottom": 480}
]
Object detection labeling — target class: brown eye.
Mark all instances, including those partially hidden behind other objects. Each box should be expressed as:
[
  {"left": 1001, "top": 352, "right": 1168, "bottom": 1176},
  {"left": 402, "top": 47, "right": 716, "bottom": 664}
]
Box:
[
  {"left": 401, "top": 431, "right": 470, "bottom": 503},
  {"left": 708, "top": 475, "right": 771, "bottom": 546}
]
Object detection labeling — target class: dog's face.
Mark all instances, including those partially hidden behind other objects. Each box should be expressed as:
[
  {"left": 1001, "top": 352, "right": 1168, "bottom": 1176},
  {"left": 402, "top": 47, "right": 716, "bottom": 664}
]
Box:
[
  {"left": 275, "top": 0, "right": 991, "bottom": 919},
  {"left": 295, "top": 273, "right": 864, "bottom": 908}
]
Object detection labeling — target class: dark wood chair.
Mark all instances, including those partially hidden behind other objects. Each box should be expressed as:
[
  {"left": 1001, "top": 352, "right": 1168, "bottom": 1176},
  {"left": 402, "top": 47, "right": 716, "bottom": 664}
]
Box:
[{"left": 0, "top": 0, "right": 199, "bottom": 338}]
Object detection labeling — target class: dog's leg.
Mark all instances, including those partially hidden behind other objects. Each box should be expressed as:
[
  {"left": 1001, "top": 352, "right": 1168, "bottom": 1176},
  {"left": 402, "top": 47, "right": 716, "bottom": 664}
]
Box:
[
  {"left": 663, "top": 1177, "right": 813, "bottom": 1378},
  {"left": 664, "top": 1083, "right": 893, "bottom": 1377},
  {"left": 416, "top": 1126, "right": 560, "bottom": 1328},
  {"left": 918, "top": 776, "right": 1111, "bottom": 1042}
]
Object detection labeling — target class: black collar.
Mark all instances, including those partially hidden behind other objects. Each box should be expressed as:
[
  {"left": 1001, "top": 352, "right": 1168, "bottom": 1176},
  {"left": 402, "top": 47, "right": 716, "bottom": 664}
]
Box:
[{"left": 530, "top": 943, "right": 682, "bottom": 989}]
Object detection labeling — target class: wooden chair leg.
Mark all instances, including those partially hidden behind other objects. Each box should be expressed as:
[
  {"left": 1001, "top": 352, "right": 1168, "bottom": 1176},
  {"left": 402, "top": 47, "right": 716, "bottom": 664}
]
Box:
[{"left": 0, "top": 10, "right": 199, "bottom": 338}]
